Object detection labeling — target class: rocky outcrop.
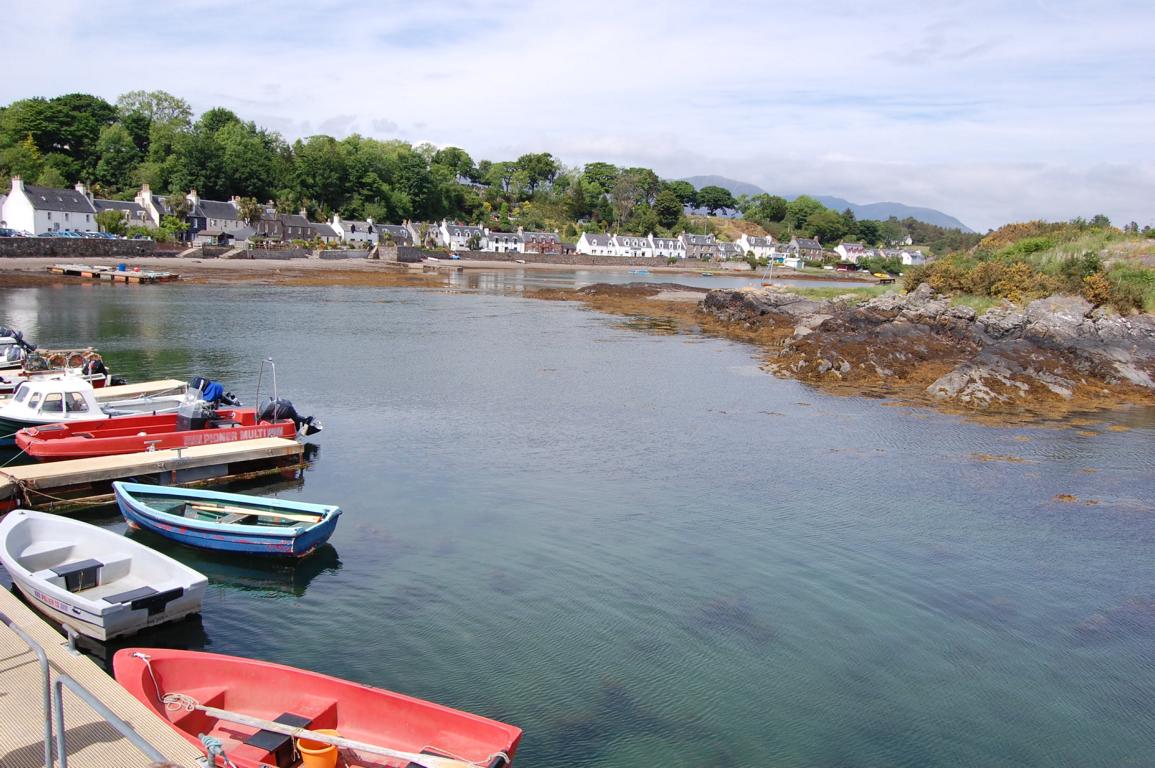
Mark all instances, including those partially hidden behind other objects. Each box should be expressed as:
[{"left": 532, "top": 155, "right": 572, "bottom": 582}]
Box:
[{"left": 701, "top": 285, "right": 1155, "bottom": 414}]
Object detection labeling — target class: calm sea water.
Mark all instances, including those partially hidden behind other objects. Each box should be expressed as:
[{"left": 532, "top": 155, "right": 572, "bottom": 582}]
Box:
[{"left": 3, "top": 279, "right": 1155, "bottom": 768}]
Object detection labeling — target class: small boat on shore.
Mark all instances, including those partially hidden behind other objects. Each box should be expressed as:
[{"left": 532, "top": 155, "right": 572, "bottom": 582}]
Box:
[
  {"left": 0, "top": 509, "right": 207, "bottom": 641},
  {"left": 16, "top": 396, "right": 319, "bottom": 460},
  {"left": 113, "top": 482, "right": 341, "bottom": 558},
  {"left": 114, "top": 648, "right": 523, "bottom": 768}
]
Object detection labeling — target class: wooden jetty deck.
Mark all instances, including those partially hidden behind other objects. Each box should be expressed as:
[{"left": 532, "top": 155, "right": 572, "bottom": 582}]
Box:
[
  {"left": 47, "top": 264, "right": 179, "bottom": 284},
  {"left": 0, "top": 586, "right": 203, "bottom": 767},
  {"left": 0, "top": 438, "right": 304, "bottom": 512}
]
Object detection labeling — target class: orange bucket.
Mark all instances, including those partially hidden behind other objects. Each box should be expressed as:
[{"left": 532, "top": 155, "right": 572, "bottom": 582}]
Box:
[{"left": 297, "top": 729, "right": 341, "bottom": 768}]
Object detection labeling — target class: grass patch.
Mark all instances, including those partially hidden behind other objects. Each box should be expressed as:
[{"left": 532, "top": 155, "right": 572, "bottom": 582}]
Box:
[
  {"left": 790, "top": 285, "right": 891, "bottom": 300},
  {"left": 950, "top": 294, "right": 1003, "bottom": 314}
]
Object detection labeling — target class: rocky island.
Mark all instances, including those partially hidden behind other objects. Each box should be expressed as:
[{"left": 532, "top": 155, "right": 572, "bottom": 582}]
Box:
[{"left": 540, "top": 282, "right": 1155, "bottom": 421}]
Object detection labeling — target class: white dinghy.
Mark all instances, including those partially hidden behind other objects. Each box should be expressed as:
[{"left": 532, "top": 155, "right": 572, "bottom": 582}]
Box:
[{"left": 0, "top": 509, "right": 207, "bottom": 641}]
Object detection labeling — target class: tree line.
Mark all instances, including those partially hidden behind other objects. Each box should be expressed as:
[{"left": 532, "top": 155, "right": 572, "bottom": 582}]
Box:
[{"left": 0, "top": 90, "right": 979, "bottom": 252}]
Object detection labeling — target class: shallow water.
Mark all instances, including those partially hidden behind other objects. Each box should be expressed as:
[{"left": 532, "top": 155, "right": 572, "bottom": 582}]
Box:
[{"left": 2, "top": 281, "right": 1154, "bottom": 767}]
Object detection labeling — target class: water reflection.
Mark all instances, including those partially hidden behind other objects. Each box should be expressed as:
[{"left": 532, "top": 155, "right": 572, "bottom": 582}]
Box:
[{"left": 445, "top": 268, "right": 862, "bottom": 293}]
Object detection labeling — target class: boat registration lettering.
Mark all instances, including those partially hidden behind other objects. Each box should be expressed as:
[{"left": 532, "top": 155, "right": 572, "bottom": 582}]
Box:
[
  {"left": 181, "top": 426, "right": 280, "bottom": 447},
  {"left": 32, "top": 589, "right": 68, "bottom": 612}
]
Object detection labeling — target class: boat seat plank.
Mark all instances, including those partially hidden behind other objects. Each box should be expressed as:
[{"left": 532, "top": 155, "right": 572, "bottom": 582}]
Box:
[
  {"left": 101, "top": 585, "right": 158, "bottom": 603},
  {"left": 242, "top": 712, "right": 312, "bottom": 768},
  {"left": 49, "top": 558, "right": 103, "bottom": 577}
]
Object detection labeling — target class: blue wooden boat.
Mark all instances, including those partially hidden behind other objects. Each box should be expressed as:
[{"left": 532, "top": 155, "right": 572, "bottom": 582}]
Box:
[{"left": 112, "top": 482, "right": 341, "bottom": 558}]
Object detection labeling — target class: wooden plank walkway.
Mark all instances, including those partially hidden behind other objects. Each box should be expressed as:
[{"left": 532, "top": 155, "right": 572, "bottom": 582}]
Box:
[
  {"left": 47, "top": 265, "right": 179, "bottom": 284},
  {"left": 0, "top": 438, "right": 304, "bottom": 511},
  {"left": 0, "top": 587, "right": 202, "bottom": 768}
]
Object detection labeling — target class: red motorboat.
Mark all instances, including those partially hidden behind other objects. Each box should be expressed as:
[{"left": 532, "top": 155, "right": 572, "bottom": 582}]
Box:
[
  {"left": 15, "top": 398, "right": 320, "bottom": 461},
  {"left": 114, "top": 648, "right": 521, "bottom": 768}
]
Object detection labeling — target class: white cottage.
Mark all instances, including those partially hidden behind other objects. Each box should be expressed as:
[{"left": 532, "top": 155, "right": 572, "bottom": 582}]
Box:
[
  {"left": 331, "top": 214, "right": 378, "bottom": 245},
  {"left": 834, "top": 242, "right": 867, "bottom": 263},
  {"left": 1, "top": 178, "right": 97, "bottom": 234},
  {"left": 576, "top": 232, "right": 614, "bottom": 256},
  {"left": 649, "top": 235, "right": 685, "bottom": 259},
  {"left": 736, "top": 233, "right": 775, "bottom": 259},
  {"left": 437, "top": 220, "right": 486, "bottom": 251},
  {"left": 485, "top": 230, "right": 524, "bottom": 253},
  {"left": 612, "top": 234, "right": 654, "bottom": 258}
]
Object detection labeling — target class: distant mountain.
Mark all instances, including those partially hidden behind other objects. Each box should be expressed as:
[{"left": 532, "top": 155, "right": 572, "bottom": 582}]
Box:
[
  {"left": 679, "top": 175, "right": 973, "bottom": 233},
  {"left": 810, "top": 195, "right": 974, "bottom": 233},
  {"left": 681, "top": 175, "right": 767, "bottom": 198}
]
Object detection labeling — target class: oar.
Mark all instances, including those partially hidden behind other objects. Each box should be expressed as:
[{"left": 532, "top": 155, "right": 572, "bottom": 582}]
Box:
[
  {"left": 193, "top": 704, "right": 481, "bottom": 768},
  {"left": 188, "top": 503, "right": 321, "bottom": 523}
]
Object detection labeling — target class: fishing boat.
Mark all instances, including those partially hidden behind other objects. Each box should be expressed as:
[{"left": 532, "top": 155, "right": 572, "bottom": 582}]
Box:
[
  {"left": 16, "top": 395, "right": 319, "bottom": 460},
  {"left": 113, "top": 482, "right": 341, "bottom": 558},
  {"left": 0, "top": 509, "right": 207, "bottom": 641},
  {"left": 114, "top": 648, "right": 523, "bottom": 768},
  {"left": 0, "top": 326, "right": 113, "bottom": 393},
  {"left": 0, "top": 376, "right": 237, "bottom": 446}
]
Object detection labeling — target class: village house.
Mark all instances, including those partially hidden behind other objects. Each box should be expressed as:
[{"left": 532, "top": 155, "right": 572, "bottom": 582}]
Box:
[
  {"left": 280, "top": 211, "right": 313, "bottom": 241},
  {"left": 331, "top": 214, "right": 377, "bottom": 245},
  {"left": 133, "top": 184, "right": 168, "bottom": 227},
  {"left": 612, "top": 234, "right": 654, "bottom": 258},
  {"left": 437, "top": 220, "right": 486, "bottom": 251},
  {"left": 520, "top": 228, "right": 562, "bottom": 255},
  {"left": 575, "top": 232, "right": 614, "bottom": 256},
  {"left": 311, "top": 221, "right": 340, "bottom": 244},
  {"left": 485, "top": 229, "right": 524, "bottom": 253},
  {"left": 900, "top": 249, "right": 926, "bottom": 266},
  {"left": 376, "top": 223, "right": 413, "bottom": 246},
  {"left": 92, "top": 197, "right": 151, "bottom": 229},
  {"left": 788, "top": 237, "right": 824, "bottom": 259},
  {"left": 716, "top": 241, "right": 744, "bottom": 260},
  {"left": 649, "top": 234, "right": 685, "bottom": 259},
  {"left": 834, "top": 242, "right": 867, "bottom": 263},
  {"left": 736, "top": 233, "right": 775, "bottom": 259},
  {"left": 679, "top": 232, "right": 718, "bottom": 260},
  {"left": 1, "top": 177, "right": 97, "bottom": 234}
]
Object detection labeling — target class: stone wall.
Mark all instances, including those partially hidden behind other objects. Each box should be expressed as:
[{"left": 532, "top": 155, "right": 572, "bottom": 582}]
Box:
[
  {"left": 318, "top": 250, "right": 371, "bottom": 260},
  {"left": 0, "top": 238, "right": 155, "bottom": 259}
]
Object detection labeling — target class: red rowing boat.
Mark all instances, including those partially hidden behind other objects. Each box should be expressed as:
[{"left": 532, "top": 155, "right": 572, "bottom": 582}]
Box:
[
  {"left": 114, "top": 648, "right": 522, "bottom": 768},
  {"left": 15, "top": 407, "right": 297, "bottom": 461}
]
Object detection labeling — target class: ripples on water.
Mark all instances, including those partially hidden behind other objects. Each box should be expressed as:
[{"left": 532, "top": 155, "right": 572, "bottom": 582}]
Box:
[{"left": 2, "top": 282, "right": 1155, "bottom": 767}]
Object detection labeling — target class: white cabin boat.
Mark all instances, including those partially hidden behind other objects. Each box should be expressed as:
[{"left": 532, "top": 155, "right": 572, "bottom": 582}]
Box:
[
  {"left": 0, "top": 377, "right": 192, "bottom": 444},
  {"left": 0, "top": 509, "right": 207, "bottom": 640}
]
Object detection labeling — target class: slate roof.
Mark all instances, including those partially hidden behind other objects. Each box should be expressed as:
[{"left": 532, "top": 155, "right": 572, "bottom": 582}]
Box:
[
  {"left": 717, "top": 242, "right": 743, "bottom": 255},
  {"left": 793, "top": 238, "right": 822, "bottom": 250},
  {"left": 489, "top": 231, "right": 522, "bottom": 242},
  {"left": 377, "top": 224, "right": 412, "bottom": 241},
  {"left": 444, "top": 223, "right": 482, "bottom": 237},
  {"left": 741, "top": 235, "right": 773, "bottom": 247},
  {"left": 680, "top": 233, "right": 716, "bottom": 246},
  {"left": 341, "top": 219, "right": 373, "bottom": 233},
  {"left": 522, "top": 230, "right": 560, "bottom": 243},
  {"left": 612, "top": 235, "right": 650, "bottom": 248},
  {"left": 197, "top": 199, "right": 239, "bottom": 221},
  {"left": 281, "top": 213, "right": 311, "bottom": 228},
  {"left": 581, "top": 233, "right": 612, "bottom": 247},
  {"left": 93, "top": 199, "right": 148, "bottom": 221},
  {"left": 312, "top": 223, "right": 338, "bottom": 238},
  {"left": 232, "top": 225, "right": 256, "bottom": 241},
  {"left": 23, "top": 184, "right": 96, "bottom": 214},
  {"left": 652, "top": 237, "right": 682, "bottom": 248}
]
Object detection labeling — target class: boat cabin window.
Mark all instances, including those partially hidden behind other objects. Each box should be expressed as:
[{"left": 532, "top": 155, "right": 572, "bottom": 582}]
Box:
[
  {"left": 65, "top": 392, "right": 89, "bottom": 412},
  {"left": 40, "top": 393, "right": 63, "bottom": 413},
  {"left": 13, "top": 385, "right": 29, "bottom": 403},
  {"left": 27, "top": 393, "right": 41, "bottom": 410}
]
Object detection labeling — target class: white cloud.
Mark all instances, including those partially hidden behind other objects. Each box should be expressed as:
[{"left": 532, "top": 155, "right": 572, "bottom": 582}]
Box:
[{"left": 3, "top": 0, "right": 1153, "bottom": 230}]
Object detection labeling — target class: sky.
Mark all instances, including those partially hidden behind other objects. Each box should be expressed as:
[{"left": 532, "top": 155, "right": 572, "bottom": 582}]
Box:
[{"left": 3, "top": 0, "right": 1153, "bottom": 232}]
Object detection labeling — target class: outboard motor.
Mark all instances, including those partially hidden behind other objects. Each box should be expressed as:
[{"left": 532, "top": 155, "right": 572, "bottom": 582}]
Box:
[
  {"left": 189, "top": 376, "right": 241, "bottom": 407},
  {"left": 0, "top": 327, "right": 36, "bottom": 363},
  {"left": 259, "top": 398, "right": 323, "bottom": 437},
  {"left": 176, "top": 398, "right": 211, "bottom": 431}
]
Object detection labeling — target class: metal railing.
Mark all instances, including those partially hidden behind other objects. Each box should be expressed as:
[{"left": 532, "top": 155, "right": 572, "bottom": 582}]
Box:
[{"left": 0, "top": 611, "right": 172, "bottom": 767}]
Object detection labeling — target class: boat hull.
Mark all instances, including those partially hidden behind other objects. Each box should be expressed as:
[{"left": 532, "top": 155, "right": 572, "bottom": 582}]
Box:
[
  {"left": 114, "top": 482, "right": 340, "bottom": 558},
  {"left": 0, "top": 509, "right": 207, "bottom": 641},
  {"left": 114, "top": 648, "right": 522, "bottom": 768},
  {"left": 16, "top": 408, "right": 297, "bottom": 461}
]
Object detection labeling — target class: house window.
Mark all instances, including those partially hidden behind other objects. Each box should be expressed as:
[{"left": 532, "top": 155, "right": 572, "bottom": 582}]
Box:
[{"left": 47, "top": 212, "right": 53, "bottom": 220}]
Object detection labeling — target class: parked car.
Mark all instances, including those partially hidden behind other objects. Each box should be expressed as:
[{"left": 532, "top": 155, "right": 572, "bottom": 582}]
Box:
[{"left": 0, "top": 227, "right": 16, "bottom": 238}]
